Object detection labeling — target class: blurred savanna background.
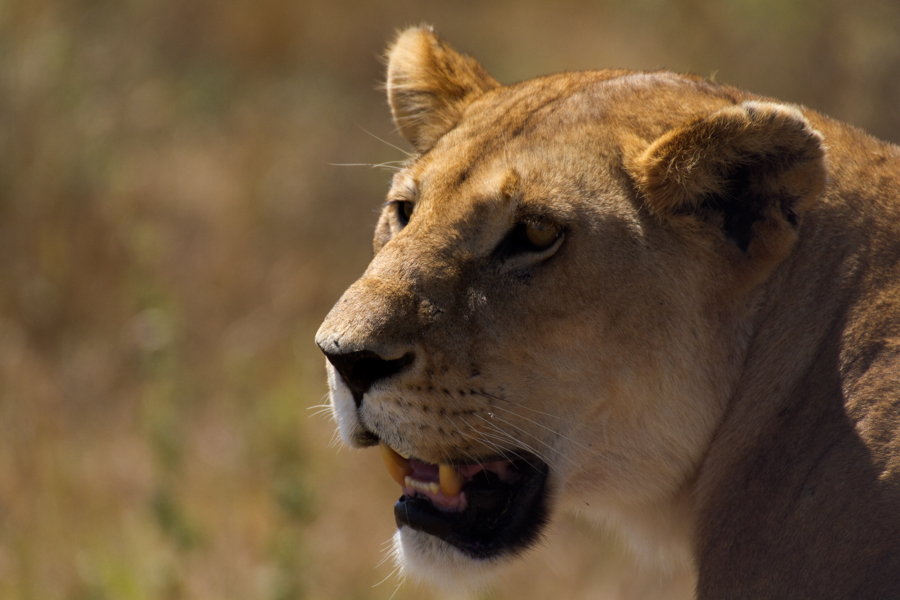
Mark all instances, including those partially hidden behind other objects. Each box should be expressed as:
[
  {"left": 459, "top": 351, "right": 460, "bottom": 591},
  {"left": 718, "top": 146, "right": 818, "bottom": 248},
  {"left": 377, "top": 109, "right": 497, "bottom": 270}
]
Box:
[{"left": 1, "top": 0, "right": 898, "bottom": 598}]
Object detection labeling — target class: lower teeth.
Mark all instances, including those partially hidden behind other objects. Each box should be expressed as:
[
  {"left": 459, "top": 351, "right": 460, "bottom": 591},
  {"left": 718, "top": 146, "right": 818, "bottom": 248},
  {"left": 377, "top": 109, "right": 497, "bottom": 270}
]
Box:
[{"left": 405, "top": 476, "right": 440, "bottom": 495}]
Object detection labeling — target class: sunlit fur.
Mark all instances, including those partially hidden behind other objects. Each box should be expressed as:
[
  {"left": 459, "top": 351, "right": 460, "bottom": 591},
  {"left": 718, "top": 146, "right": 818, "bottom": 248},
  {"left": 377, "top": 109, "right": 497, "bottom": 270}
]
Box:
[
  {"left": 317, "top": 26, "right": 900, "bottom": 599},
  {"left": 325, "top": 362, "right": 372, "bottom": 448},
  {"left": 391, "top": 528, "right": 513, "bottom": 591}
]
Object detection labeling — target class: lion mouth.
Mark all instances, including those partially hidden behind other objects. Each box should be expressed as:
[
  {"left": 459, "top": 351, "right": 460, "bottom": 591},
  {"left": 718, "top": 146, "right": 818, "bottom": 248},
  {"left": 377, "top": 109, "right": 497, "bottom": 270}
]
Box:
[{"left": 381, "top": 444, "right": 551, "bottom": 559}]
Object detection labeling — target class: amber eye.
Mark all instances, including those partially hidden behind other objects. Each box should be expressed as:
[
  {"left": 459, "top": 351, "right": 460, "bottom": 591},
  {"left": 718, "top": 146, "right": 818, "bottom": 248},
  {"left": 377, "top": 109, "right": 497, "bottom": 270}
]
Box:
[
  {"left": 522, "top": 222, "right": 561, "bottom": 249},
  {"left": 397, "top": 201, "right": 414, "bottom": 226}
]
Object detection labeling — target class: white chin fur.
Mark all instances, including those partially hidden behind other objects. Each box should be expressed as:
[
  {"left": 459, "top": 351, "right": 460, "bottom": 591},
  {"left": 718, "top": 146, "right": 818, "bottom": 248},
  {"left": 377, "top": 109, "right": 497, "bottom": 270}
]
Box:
[
  {"left": 325, "top": 361, "right": 369, "bottom": 447},
  {"left": 392, "top": 527, "right": 512, "bottom": 592}
]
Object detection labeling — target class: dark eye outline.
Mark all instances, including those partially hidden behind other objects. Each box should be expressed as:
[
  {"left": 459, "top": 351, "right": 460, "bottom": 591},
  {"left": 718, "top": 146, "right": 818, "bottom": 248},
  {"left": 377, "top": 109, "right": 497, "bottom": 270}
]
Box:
[
  {"left": 396, "top": 201, "right": 414, "bottom": 227},
  {"left": 520, "top": 222, "right": 561, "bottom": 249},
  {"left": 493, "top": 220, "right": 565, "bottom": 259}
]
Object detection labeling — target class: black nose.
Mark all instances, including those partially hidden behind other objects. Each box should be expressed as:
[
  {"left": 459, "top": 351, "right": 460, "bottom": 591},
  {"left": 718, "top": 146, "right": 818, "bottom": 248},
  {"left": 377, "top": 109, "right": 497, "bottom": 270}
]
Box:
[{"left": 322, "top": 349, "right": 414, "bottom": 405}]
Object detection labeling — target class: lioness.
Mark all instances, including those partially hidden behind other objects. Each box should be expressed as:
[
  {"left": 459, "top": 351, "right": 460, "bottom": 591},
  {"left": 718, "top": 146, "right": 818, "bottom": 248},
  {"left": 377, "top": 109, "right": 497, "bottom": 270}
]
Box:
[{"left": 316, "top": 26, "right": 900, "bottom": 598}]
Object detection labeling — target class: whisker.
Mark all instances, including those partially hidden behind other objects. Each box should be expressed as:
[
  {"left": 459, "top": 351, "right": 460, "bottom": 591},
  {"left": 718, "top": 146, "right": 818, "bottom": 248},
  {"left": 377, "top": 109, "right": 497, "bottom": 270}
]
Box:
[
  {"left": 479, "top": 415, "right": 556, "bottom": 464},
  {"left": 329, "top": 162, "right": 403, "bottom": 171},
  {"left": 466, "top": 415, "right": 559, "bottom": 477},
  {"left": 473, "top": 390, "right": 592, "bottom": 427},
  {"left": 372, "top": 562, "right": 402, "bottom": 587},
  {"left": 306, "top": 405, "right": 335, "bottom": 420},
  {"left": 476, "top": 431, "right": 567, "bottom": 481},
  {"left": 354, "top": 123, "right": 414, "bottom": 158},
  {"left": 484, "top": 413, "right": 594, "bottom": 475},
  {"left": 474, "top": 428, "right": 550, "bottom": 475},
  {"left": 437, "top": 428, "right": 483, "bottom": 467},
  {"left": 491, "top": 405, "right": 611, "bottom": 462},
  {"left": 455, "top": 417, "right": 518, "bottom": 463},
  {"left": 387, "top": 579, "right": 404, "bottom": 600},
  {"left": 478, "top": 392, "right": 596, "bottom": 454},
  {"left": 333, "top": 160, "right": 407, "bottom": 166},
  {"left": 445, "top": 416, "right": 514, "bottom": 461},
  {"left": 470, "top": 417, "right": 547, "bottom": 462},
  {"left": 327, "top": 429, "right": 343, "bottom": 449},
  {"left": 375, "top": 546, "right": 396, "bottom": 569},
  {"left": 504, "top": 402, "right": 591, "bottom": 427}
]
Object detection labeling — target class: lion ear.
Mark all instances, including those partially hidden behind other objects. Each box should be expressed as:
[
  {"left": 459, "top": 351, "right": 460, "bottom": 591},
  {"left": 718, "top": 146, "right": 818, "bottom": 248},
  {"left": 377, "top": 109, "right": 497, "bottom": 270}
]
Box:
[
  {"left": 386, "top": 26, "right": 499, "bottom": 152},
  {"left": 629, "top": 101, "right": 826, "bottom": 258}
]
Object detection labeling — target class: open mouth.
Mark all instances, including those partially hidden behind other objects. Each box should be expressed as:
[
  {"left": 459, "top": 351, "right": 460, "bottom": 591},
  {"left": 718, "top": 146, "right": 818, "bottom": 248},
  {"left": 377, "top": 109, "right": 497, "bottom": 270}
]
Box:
[{"left": 381, "top": 444, "right": 551, "bottom": 559}]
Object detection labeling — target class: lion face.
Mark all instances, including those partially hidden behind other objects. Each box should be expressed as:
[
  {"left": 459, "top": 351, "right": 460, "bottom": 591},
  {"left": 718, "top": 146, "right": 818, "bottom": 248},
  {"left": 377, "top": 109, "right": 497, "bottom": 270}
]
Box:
[{"left": 316, "top": 27, "right": 825, "bottom": 587}]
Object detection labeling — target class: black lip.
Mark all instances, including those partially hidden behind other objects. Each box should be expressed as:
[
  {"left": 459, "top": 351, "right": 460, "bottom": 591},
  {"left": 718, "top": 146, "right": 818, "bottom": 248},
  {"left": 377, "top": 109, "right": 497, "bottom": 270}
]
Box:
[{"left": 393, "top": 457, "right": 551, "bottom": 559}]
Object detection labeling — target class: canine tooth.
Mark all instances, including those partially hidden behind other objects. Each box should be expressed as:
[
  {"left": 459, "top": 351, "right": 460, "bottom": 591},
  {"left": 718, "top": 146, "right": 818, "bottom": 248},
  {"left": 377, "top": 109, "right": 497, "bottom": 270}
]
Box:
[
  {"left": 380, "top": 443, "right": 412, "bottom": 487},
  {"left": 439, "top": 464, "right": 464, "bottom": 496}
]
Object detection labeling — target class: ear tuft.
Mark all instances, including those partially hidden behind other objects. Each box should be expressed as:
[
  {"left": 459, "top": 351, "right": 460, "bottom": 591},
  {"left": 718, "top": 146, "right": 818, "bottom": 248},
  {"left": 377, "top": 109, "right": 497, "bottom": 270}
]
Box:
[
  {"left": 630, "top": 101, "right": 826, "bottom": 255},
  {"left": 386, "top": 26, "right": 499, "bottom": 152}
]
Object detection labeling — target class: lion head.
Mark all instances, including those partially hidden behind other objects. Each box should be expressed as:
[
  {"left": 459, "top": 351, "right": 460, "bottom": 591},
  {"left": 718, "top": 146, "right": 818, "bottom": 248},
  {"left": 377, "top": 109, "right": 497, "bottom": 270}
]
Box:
[{"left": 316, "top": 26, "right": 828, "bottom": 590}]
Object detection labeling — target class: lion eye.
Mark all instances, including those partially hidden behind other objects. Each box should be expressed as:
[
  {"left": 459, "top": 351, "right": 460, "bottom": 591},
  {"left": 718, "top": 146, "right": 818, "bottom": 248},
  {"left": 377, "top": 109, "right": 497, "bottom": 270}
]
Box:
[
  {"left": 521, "top": 222, "right": 561, "bottom": 249},
  {"left": 397, "top": 201, "right": 414, "bottom": 226},
  {"left": 491, "top": 219, "right": 564, "bottom": 260}
]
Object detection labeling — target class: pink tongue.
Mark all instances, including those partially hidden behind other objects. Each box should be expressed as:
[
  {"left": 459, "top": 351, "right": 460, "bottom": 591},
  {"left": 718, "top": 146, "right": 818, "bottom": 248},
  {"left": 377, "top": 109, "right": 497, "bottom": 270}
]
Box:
[
  {"left": 402, "top": 458, "right": 522, "bottom": 512},
  {"left": 404, "top": 460, "right": 465, "bottom": 511},
  {"left": 408, "top": 459, "right": 440, "bottom": 482},
  {"left": 463, "top": 459, "right": 518, "bottom": 481},
  {"left": 458, "top": 463, "right": 488, "bottom": 478}
]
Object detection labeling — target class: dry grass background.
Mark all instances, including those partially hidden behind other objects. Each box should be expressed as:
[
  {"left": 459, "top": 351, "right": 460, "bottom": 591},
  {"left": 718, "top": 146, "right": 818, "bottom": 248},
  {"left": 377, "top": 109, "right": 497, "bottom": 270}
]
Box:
[{"left": 0, "top": 0, "right": 898, "bottom": 598}]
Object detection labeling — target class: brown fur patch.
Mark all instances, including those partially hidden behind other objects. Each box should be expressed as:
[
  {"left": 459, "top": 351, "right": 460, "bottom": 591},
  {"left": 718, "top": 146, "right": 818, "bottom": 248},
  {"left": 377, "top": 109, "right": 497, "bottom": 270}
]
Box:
[
  {"left": 630, "top": 102, "right": 826, "bottom": 257},
  {"left": 386, "top": 26, "right": 499, "bottom": 152}
]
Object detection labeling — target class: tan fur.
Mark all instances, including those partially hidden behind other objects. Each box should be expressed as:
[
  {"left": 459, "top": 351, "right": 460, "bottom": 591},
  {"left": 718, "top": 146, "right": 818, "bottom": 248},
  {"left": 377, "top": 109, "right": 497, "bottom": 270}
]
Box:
[
  {"left": 386, "top": 26, "right": 499, "bottom": 152},
  {"left": 317, "top": 26, "right": 900, "bottom": 598}
]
